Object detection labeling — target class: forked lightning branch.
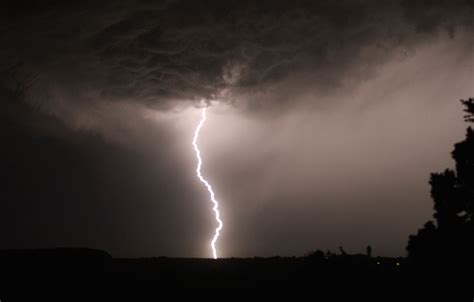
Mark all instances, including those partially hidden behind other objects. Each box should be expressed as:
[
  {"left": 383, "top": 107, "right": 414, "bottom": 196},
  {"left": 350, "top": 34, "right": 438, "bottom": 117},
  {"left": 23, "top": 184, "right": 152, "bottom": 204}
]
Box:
[{"left": 192, "top": 107, "right": 223, "bottom": 259}]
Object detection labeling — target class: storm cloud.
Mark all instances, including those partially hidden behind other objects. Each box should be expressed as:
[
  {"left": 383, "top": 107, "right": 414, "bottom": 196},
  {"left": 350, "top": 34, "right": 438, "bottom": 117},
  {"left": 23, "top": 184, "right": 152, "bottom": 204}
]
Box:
[
  {"left": 2, "top": 1, "right": 473, "bottom": 116},
  {"left": 1, "top": 0, "right": 474, "bottom": 257}
]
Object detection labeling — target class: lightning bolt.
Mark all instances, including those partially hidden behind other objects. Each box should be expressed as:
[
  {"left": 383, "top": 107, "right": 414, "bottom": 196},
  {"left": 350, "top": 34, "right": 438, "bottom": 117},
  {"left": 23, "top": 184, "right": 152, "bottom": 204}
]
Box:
[{"left": 192, "top": 107, "right": 223, "bottom": 259}]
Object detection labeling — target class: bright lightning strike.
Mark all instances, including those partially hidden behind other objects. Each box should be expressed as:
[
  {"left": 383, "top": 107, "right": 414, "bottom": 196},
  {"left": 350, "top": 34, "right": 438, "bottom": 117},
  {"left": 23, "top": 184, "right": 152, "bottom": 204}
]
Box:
[{"left": 192, "top": 107, "right": 223, "bottom": 259}]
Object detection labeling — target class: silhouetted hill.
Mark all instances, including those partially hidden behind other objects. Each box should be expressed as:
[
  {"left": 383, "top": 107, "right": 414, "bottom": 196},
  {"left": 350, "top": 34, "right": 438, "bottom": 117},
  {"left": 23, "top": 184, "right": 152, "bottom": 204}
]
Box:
[{"left": 0, "top": 248, "right": 472, "bottom": 301}]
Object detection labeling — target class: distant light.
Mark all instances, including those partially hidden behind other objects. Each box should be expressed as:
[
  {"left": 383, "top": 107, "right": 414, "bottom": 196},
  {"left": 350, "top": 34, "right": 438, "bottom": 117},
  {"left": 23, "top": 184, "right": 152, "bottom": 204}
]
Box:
[
  {"left": 377, "top": 261, "right": 380, "bottom": 265},
  {"left": 396, "top": 262, "right": 400, "bottom": 266}
]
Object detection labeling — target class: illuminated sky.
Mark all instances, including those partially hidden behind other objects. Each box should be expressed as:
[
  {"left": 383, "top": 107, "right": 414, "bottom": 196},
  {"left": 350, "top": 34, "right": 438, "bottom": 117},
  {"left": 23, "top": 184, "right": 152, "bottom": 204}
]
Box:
[{"left": 1, "top": 0, "right": 473, "bottom": 257}]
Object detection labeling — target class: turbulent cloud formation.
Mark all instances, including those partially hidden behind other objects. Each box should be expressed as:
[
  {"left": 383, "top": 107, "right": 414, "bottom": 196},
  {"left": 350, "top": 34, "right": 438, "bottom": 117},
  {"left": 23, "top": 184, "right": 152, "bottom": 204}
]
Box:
[
  {"left": 1, "top": 0, "right": 474, "bottom": 257},
  {"left": 2, "top": 0, "right": 473, "bottom": 117}
]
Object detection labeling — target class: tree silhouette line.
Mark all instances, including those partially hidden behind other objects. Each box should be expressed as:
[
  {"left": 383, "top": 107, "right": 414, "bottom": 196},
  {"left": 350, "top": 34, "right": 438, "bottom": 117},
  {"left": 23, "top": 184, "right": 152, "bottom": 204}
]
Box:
[{"left": 407, "top": 98, "right": 474, "bottom": 271}]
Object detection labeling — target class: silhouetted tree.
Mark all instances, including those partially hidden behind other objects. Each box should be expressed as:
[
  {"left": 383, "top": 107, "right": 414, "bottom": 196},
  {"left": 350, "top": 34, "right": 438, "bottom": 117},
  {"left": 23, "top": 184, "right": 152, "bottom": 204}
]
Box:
[
  {"left": 462, "top": 98, "right": 474, "bottom": 122},
  {"left": 407, "top": 98, "right": 474, "bottom": 270},
  {"left": 338, "top": 246, "right": 347, "bottom": 255},
  {"left": 325, "top": 250, "right": 334, "bottom": 258},
  {"left": 305, "top": 249, "right": 325, "bottom": 259},
  {"left": 366, "top": 245, "right": 372, "bottom": 257},
  {"left": 304, "top": 250, "right": 325, "bottom": 264}
]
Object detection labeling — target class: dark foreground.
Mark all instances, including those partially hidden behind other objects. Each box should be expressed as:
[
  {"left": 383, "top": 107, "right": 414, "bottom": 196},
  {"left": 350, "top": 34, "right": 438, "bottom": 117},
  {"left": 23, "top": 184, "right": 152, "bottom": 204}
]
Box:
[{"left": 0, "top": 248, "right": 472, "bottom": 301}]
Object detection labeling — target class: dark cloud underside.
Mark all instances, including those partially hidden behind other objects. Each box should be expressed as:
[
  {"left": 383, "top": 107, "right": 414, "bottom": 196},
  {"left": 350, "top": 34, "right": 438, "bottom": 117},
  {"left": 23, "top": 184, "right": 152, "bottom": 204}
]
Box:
[{"left": 2, "top": 0, "right": 473, "bottom": 113}]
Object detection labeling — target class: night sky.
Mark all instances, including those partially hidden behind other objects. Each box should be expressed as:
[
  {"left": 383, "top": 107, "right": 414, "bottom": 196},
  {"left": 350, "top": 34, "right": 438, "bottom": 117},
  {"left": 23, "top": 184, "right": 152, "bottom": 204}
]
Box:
[{"left": 1, "top": 0, "right": 474, "bottom": 258}]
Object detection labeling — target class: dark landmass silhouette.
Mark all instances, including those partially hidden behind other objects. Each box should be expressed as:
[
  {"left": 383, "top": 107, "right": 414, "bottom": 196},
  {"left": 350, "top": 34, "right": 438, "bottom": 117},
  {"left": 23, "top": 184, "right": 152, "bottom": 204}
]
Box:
[{"left": 0, "top": 247, "right": 472, "bottom": 301}]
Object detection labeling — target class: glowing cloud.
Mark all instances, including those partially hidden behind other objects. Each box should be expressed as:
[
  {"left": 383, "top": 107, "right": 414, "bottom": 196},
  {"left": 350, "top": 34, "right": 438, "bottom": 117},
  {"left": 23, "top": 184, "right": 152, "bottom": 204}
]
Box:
[{"left": 192, "top": 107, "right": 223, "bottom": 259}]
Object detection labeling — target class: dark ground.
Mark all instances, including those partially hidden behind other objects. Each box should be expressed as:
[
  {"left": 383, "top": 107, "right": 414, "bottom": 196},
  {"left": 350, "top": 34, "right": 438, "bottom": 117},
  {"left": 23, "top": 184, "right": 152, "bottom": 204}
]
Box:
[{"left": 0, "top": 248, "right": 472, "bottom": 301}]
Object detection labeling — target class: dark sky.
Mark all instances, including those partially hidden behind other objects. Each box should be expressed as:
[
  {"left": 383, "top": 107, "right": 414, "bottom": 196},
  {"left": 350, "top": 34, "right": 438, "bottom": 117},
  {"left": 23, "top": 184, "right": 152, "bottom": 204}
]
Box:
[{"left": 1, "top": 0, "right": 473, "bottom": 258}]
